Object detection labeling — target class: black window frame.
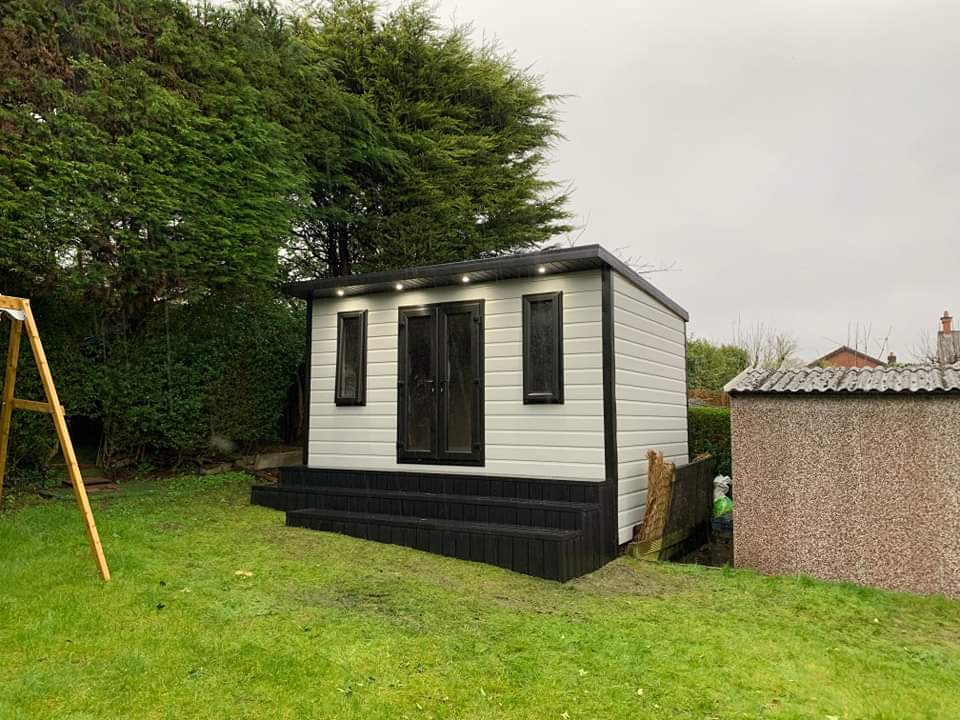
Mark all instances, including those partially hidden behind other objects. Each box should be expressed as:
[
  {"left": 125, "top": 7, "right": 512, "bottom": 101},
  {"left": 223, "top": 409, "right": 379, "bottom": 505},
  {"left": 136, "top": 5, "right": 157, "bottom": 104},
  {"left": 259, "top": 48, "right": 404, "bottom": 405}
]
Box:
[
  {"left": 522, "top": 291, "right": 564, "bottom": 404},
  {"left": 397, "top": 300, "right": 485, "bottom": 466},
  {"left": 334, "top": 309, "right": 367, "bottom": 406}
]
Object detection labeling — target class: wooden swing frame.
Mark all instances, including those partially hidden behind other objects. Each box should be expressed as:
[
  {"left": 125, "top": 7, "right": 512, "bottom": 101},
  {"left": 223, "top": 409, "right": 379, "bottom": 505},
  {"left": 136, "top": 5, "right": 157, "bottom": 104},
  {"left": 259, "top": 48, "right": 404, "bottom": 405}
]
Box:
[{"left": 0, "top": 295, "right": 110, "bottom": 581}]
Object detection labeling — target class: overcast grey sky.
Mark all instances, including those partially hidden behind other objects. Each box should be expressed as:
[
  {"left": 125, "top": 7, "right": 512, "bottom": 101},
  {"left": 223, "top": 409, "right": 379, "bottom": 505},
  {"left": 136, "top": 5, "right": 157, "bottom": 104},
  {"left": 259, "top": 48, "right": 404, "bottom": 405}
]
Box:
[{"left": 412, "top": 0, "right": 959, "bottom": 361}]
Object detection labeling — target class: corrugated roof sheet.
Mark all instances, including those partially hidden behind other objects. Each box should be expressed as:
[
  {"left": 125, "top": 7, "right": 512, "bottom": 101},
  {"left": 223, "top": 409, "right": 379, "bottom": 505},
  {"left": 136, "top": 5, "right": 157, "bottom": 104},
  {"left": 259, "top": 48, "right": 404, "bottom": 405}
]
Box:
[{"left": 724, "top": 363, "right": 960, "bottom": 395}]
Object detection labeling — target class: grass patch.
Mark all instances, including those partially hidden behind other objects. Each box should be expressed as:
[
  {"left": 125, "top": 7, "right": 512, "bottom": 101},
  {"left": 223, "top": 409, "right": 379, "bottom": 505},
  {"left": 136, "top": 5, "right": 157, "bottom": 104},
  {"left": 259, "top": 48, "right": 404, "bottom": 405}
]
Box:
[{"left": 2, "top": 472, "right": 959, "bottom": 719}]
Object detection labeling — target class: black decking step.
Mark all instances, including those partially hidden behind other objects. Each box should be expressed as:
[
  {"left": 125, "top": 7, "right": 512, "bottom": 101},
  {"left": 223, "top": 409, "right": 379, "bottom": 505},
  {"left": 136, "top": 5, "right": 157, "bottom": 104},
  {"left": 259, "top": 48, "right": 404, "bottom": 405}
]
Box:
[
  {"left": 286, "top": 508, "right": 588, "bottom": 582},
  {"left": 275, "top": 467, "right": 603, "bottom": 504},
  {"left": 251, "top": 483, "right": 598, "bottom": 530}
]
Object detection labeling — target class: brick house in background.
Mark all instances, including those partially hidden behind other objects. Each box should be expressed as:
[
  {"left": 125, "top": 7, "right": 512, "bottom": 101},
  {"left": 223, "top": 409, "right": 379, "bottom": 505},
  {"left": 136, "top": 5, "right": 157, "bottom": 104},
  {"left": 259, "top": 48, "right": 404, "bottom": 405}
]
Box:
[
  {"left": 939, "top": 311, "right": 960, "bottom": 364},
  {"left": 808, "top": 345, "right": 893, "bottom": 369}
]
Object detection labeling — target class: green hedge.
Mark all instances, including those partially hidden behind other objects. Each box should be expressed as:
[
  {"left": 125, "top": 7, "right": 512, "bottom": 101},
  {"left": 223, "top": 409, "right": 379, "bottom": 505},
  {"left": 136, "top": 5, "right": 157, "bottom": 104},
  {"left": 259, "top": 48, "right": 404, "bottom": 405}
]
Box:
[
  {"left": 1, "top": 291, "right": 303, "bottom": 490},
  {"left": 688, "top": 406, "right": 732, "bottom": 477}
]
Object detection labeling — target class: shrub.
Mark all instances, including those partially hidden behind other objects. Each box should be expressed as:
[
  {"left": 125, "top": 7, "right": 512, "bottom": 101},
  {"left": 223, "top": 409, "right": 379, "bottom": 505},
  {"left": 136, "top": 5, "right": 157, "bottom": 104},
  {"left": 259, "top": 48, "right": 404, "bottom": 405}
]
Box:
[
  {"left": 1, "top": 291, "right": 304, "bottom": 489},
  {"left": 688, "top": 406, "right": 732, "bottom": 477}
]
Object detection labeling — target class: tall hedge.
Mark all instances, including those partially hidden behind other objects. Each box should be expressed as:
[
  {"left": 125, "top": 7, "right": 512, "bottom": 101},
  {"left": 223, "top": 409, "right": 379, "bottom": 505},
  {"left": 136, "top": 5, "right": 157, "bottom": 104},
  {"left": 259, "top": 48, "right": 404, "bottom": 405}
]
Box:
[
  {"left": 0, "top": 292, "right": 302, "bottom": 489},
  {"left": 688, "top": 406, "right": 732, "bottom": 477}
]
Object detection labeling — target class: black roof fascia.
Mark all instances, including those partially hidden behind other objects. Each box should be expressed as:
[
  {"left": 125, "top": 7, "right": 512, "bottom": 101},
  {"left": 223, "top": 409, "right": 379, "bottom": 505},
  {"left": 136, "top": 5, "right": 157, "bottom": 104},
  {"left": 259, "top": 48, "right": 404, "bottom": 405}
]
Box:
[{"left": 282, "top": 244, "right": 689, "bottom": 322}]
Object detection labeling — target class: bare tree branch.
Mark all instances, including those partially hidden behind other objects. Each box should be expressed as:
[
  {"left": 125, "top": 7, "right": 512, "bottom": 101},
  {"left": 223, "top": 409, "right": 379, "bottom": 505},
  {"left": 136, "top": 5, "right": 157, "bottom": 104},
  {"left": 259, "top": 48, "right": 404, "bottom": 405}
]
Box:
[{"left": 732, "top": 319, "right": 802, "bottom": 369}]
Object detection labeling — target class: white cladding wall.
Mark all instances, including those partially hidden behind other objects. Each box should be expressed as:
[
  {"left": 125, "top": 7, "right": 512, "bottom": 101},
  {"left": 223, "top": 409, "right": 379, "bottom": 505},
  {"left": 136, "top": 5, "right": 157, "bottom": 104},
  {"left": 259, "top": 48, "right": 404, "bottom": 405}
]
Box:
[
  {"left": 308, "top": 271, "right": 606, "bottom": 480},
  {"left": 612, "top": 271, "right": 689, "bottom": 543}
]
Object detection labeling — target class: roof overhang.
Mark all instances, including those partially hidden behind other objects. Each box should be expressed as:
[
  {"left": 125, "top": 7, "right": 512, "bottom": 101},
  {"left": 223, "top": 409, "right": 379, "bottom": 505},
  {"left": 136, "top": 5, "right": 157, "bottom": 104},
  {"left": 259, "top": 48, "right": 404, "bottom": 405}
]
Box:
[
  {"left": 282, "top": 244, "right": 689, "bottom": 321},
  {"left": 724, "top": 364, "right": 960, "bottom": 395}
]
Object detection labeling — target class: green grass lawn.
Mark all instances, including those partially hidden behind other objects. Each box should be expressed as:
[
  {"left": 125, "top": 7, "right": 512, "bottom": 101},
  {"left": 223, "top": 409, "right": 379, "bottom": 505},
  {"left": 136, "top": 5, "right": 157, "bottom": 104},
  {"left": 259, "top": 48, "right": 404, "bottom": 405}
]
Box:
[{"left": 2, "top": 472, "right": 958, "bottom": 719}]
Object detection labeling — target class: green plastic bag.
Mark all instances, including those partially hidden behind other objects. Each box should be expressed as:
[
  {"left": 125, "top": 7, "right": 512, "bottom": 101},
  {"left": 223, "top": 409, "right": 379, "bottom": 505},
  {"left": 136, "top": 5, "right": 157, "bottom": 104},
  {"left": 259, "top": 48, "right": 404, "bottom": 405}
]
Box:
[{"left": 713, "top": 495, "right": 733, "bottom": 518}]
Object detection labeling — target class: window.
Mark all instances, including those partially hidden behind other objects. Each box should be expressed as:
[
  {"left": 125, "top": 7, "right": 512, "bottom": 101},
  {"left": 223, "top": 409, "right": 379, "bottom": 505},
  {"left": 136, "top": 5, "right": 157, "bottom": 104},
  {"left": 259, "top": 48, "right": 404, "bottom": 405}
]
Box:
[
  {"left": 522, "top": 291, "right": 563, "bottom": 403},
  {"left": 335, "top": 310, "right": 367, "bottom": 405}
]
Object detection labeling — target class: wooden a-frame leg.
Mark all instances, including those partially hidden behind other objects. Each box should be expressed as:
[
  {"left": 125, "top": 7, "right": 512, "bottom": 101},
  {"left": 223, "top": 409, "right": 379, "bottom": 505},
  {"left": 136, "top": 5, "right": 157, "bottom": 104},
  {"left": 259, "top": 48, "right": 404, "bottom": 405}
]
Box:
[
  {"left": 22, "top": 301, "right": 110, "bottom": 581},
  {"left": 0, "top": 319, "right": 23, "bottom": 504}
]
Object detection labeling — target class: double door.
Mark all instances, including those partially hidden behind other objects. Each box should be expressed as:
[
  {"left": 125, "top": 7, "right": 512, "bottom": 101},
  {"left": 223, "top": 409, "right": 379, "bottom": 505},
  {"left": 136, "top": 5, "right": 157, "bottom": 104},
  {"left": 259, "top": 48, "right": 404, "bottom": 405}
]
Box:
[{"left": 397, "top": 300, "right": 484, "bottom": 465}]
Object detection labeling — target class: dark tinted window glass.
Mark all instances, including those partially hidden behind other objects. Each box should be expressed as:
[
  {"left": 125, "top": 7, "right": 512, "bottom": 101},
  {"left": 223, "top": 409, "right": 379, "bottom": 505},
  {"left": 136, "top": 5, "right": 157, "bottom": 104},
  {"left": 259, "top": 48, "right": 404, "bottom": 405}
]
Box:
[
  {"left": 335, "top": 311, "right": 366, "bottom": 405},
  {"left": 405, "top": 314, "right": 434, "bottom": 452},
  {"left": 339, "top": 316, "right": 361, "bottom": 397},
  {"left": 523, "top": 292, "right": 563, "bottom": 403},
  {"left": 444, "top": 310, "right": 473, "bottom": 453},
  {"left": 528, "top": 300, "right": 554, "bottom": 395}
]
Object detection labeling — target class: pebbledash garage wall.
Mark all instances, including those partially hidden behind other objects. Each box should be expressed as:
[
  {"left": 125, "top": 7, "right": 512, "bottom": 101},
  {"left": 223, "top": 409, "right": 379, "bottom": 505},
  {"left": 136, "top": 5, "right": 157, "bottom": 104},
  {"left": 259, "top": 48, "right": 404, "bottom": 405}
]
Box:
[
  {"left": 726, "top": 364, "right": 960, "bottom": 598},
  {"left": 301, "top": 245, "right": 689, "bottom": 546}
]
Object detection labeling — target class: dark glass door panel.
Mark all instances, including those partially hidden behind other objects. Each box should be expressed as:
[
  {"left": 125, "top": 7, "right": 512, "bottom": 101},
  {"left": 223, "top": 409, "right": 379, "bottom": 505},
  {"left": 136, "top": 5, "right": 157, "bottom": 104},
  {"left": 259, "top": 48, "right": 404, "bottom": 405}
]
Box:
[
  {"left": 397, "top": 300, "right": 484, "bottom": 465},
  {"left": 438, "top": 302, "right": 483, "bottom": 462},
  {"left": 398, "top": 308, "right": 437, "bottom": 458}
]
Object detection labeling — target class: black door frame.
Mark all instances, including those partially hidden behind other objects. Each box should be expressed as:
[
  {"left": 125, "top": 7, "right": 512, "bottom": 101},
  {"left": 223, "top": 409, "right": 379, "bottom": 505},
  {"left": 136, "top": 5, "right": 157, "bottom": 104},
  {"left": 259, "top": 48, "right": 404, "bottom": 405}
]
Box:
[{"left": 397, "top": 300, "right": 484, "bottom": 466}]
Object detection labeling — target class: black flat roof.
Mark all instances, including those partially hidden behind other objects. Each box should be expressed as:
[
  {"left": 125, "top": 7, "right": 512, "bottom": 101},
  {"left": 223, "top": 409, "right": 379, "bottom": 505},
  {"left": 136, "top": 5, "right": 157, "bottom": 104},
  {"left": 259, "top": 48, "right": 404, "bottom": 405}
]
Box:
[{"left": 282, "top": 244, "right": 689, "bottom": 321}]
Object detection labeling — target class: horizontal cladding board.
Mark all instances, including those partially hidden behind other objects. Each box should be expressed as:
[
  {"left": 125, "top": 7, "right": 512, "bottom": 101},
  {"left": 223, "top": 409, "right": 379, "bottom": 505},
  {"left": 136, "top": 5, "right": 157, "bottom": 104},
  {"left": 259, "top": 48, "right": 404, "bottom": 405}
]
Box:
[
  {"left": 308, "top": 270, "right": 605, "bottom": 480},
  {"left": 486, "top": 353, "right": 602, "bottom": 373},
  {"left": 612, "top": 270, "right": 689, "bottom": 543},
  {"left": 308, "top": 398, "right": 604, "bottom": 416},
  {"left": 484, "top": 430, "right": 602, "bottom": 447},
  {"left": 613, "top": 369, "right": 686, "bottom": 394},
  {"left": 613, "top": 320, "right": 685, "bottom": 356},
  {"left": 487, "top": 336, "right": 599, "bottom": 359},
  {"left": 485, "top": 368, "right": 601, "bottom": 387},
  {"left": 486, "top": 321, "right": 600, "bottom": 344},
  {"left": 306, "top": 441, "right": 603, "bottom": 465},
  {"left": 317, "top": 290, "right": 603, "bottom": 322},
  {"left": 314, "top": 352, "right": 604, "bottom": 375},
  {"left": 317, "top": 305, "right": 596, "bottom": 338},
  {"left": 617, "top": 415, "right": 687, "bottom": 432},
  {"left": 612, "top": 308, "right": 685, "bottom": 343},
  {"left": 614, "top": 352, "right": 686, "bottom": 380},
  {"left": 617, "top": 429, "right": 688, "bottom": 445},
  {"left": 619, "top": 441, "right": 688, "bottom": 465},
  {"left": 613, "top": 400, "right": 687, "bottom": 417},
  {"left": 312, "top": 318, "right": 601, "bottom": 353},
  {"left": 615, "top": 384, "right": 687, "bottom": 405},
  {"left": 612, "top": 285, "right": 685, "bottom": 330},
  {"left": 485, "top": 415, "right": 604, "bottom": 431},
  {"left": 310, "top": 416, "right": 396, "bottom": 431},
  {"left": 616, "top": 452, "right": 688, "bottom": 496},
  {"left": 309, "top": 376, "right": 604, "bottom": 396},
  {"left": 487, "top": 384, "right": 600, "bottom": 402},
  {"left": 618, "top": 507, "right": 647, "bottom": 537},
  {"left": 618, "top": 474, "right": 648, "bottom": 497},
  {"left": 614, "top": 337, "right": 686, "bottom": 370},
  {"left": 304, "top": 454, "right": 604, "bottom": 481},
  {"left": 310, "top": 430, "right": 600, "bottom": 450},
  {"left": 309, "top": 415, "right": 605, "bottom": 434},
  {"left": 618, "top": 488, "right": 648, "bottom": 512}
]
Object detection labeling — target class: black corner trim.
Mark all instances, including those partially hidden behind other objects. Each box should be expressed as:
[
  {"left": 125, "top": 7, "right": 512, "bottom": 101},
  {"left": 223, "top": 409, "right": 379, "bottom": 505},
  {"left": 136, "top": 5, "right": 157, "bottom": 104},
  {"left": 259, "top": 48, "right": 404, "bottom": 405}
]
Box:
[
  {"left": 334, "top": 309, "right": 367, "bottom": 406},
  {"left": 600, "top": 266, "right": 619, "bottom": 558},
  {"left": 521, "top": 291, "right": 564, "bottom": 404}
]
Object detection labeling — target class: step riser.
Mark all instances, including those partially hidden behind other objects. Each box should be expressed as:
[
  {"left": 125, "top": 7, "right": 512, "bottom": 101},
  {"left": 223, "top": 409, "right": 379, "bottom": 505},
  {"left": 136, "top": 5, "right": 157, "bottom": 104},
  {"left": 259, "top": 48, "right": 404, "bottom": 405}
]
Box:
[
  {"left": 286, "top": 512, "right": 585, "bottom": 582},
  {"left": 252, "top": 486, "right": 593, "bottom": 531},
  {"left": 279, "top": 467, "right": 602, "bottom": 504}
]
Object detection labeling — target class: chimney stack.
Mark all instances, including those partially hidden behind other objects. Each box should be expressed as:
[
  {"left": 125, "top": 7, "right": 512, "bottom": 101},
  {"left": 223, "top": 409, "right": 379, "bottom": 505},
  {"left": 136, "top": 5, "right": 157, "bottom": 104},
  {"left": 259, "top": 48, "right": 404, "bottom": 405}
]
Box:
[
  {"left": 887, "top": 352, "right": 897, "bottom": 365},
  {"left": 942, "top": 311, "right": 953, "bottom": 335}
]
